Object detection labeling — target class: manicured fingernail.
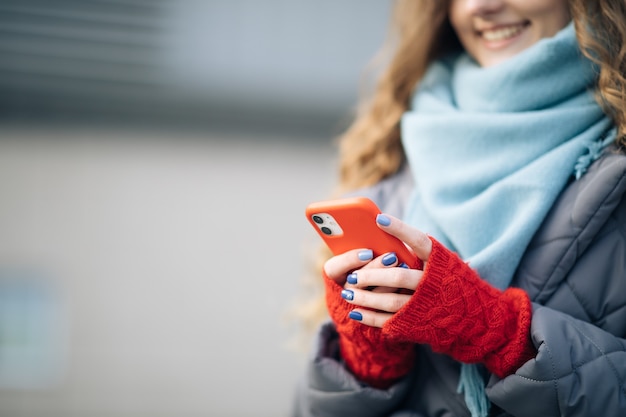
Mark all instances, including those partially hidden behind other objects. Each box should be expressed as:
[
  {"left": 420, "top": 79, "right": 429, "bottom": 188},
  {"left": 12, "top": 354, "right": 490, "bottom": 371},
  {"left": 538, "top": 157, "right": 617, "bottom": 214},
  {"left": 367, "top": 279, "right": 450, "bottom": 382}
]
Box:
[
  {"left": 341, "top": 289, "right": 354, "bottom": 301},
  {"left": 347, "top": 273, "right": 358, "bottom": 284},
  {"left": 349, "top": 311, "right": 362, "bottom": 321},
  {"left": 357, "top": 249, "right": 373, "bottom": 261},
  {"left": 376, "top": 214, "right": 391, "bottom": 226},
  {"left": 399, "top": 262, "right": 409, "bottom": 269},
  {"left": 382, "top": 252, "right": 397, "bottom": 266}
]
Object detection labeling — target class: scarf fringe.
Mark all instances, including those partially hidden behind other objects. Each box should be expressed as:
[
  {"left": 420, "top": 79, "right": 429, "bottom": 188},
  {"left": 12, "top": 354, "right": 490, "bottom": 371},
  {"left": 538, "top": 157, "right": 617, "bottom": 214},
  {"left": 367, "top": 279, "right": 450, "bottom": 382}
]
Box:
[
  {"left": 458, "top": 364, "right": 490, "bottom": 417},
  {"left": 574, "top": 128, "right": 616, "bottom": 179}
]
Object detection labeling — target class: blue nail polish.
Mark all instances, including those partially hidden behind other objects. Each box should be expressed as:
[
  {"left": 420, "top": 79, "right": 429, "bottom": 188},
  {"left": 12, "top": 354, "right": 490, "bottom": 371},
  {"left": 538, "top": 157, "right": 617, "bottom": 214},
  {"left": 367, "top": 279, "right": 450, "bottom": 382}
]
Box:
[
  {"left": 347, "top": 273, "right": 358, "bottom": 284},
  {"left": 382, "top": 252, "right": 397, "bottom": 266},
  {"left": 341, "top": 289, "right": 354, "bottom": 301},
  {"left": 376, "top": 214, "right": 391, "bottom": 226},
  {"left": 357, "top": 249, "right": 373, "bottom": 261},
  {"left": 399, "top": 262, "right": 409, "bottom": 269},
  {"left": 349, "top": 311, "right": 363, "bottom": 321}
]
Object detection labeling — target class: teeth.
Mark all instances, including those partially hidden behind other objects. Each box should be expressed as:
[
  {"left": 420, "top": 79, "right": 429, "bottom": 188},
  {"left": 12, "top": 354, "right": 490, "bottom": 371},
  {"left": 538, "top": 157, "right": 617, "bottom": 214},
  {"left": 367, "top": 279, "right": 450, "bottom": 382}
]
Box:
[{"left": 482, "top": 25, "right": 525, "bottom": 42}]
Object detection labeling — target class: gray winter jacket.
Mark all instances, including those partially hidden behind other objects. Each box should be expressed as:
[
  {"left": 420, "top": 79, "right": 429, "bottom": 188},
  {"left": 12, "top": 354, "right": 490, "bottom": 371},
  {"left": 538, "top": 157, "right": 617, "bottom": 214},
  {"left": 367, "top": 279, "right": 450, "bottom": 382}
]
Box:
[{"left": 294, "top": 149, "right": 626, "bottom": 417}]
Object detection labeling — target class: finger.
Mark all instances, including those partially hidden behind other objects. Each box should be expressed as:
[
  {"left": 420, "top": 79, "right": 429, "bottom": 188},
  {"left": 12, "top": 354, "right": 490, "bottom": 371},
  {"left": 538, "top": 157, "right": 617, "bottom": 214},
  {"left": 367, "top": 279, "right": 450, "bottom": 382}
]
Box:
[
  {"left": 323, "top": 248, "right": 374, "bottom": 283},
  {"left": 340, "top": 287, "right": 412, "bottom": 314},
  {"left": 348, "top": 308, "right": 392, "bottom": 329},
  {"left": 346, "top": 251, "right": 401, "bottom": 293},
  {"left": 359, "top": 251, "right": 400, "bottom": 270},
  {"left": 348, "top": 267, "right": 422, "bottom": 291},
  {"left": 376, "top": 214, "right": 432, "bottom": 261}
]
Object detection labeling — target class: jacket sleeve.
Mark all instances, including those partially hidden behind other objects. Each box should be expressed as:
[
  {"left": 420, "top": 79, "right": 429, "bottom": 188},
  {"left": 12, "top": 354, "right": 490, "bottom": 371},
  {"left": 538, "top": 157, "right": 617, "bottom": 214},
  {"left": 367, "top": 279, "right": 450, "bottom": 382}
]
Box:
[
  {"left": 292, "top": 322, "right": 423, "bottom": 417},
  {"left": 487, "top": 304, "right": 626, "bottom": 417}
]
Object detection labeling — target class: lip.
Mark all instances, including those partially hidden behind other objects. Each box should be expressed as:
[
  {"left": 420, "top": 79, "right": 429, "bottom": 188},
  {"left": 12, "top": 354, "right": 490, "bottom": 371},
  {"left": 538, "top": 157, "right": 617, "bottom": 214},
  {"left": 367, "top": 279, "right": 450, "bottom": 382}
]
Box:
[{"left": 476, "top": 21, "right": 530, "bottom": 49}]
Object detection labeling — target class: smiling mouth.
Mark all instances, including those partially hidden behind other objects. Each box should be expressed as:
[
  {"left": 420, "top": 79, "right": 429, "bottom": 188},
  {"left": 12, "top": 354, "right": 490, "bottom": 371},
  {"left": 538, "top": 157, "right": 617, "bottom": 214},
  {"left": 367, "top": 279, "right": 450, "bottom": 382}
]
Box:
[{"left": 479, "top": 22, "right": 529, "bottom": 42}]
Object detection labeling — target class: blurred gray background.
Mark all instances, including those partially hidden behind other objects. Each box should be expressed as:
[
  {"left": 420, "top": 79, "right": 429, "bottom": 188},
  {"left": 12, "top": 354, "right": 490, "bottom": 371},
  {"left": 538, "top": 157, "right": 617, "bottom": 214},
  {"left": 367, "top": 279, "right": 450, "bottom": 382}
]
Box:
[{"left": 0, "top": 1, "right": 392, "bottom": 416}]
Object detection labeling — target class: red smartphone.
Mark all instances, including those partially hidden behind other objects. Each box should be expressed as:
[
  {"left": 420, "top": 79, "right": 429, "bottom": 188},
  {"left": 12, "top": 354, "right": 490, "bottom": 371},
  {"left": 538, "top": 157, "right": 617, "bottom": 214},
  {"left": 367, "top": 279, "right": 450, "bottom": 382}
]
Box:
[{"left": 305, "top": 196, "right": 418, "bottom": 268}]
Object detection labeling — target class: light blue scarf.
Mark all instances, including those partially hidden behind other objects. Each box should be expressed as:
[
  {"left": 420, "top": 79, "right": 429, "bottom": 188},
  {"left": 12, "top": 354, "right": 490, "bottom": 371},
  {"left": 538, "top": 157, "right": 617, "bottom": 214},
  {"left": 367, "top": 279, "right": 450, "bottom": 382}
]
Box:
[{"left": 401, "top": 23, "right": 614, "bottom": 417}]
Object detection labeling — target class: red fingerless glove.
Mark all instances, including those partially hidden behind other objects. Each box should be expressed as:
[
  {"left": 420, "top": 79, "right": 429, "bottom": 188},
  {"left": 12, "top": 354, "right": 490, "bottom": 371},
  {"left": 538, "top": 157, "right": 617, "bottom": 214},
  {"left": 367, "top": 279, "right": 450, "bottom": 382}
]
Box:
[
  {"left": 324, "top": 274, "right": 415, "bottom": 388},
  {"left": 383, "top": 238, "right": 536, "bottom": 378}
]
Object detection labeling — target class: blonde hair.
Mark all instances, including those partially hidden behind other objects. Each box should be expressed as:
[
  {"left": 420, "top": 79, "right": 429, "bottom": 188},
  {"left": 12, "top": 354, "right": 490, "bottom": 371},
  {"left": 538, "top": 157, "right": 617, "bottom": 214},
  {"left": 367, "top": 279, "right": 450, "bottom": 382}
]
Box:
[
  {"left": 290, "top": 0, "right": 626, "bottom": 346},
  {"left": 338, "top": 1, "right": 456, "bottom": 193},
  {"left": 571, "top": 0, "right": 626, "bottom": 147}
]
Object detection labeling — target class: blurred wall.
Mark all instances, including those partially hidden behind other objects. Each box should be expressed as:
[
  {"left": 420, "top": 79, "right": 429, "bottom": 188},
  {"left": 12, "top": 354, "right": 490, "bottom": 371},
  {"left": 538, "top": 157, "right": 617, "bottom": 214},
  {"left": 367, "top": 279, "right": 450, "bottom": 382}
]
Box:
[
  {"left": 0, "top": 0, "right": 392, "bottom": 135},
  {"left": 0, "top": 129, "right": 338, "bottom": 417},
  {"left": 0, "top": 1, "right": 393, "bottom": 416}
]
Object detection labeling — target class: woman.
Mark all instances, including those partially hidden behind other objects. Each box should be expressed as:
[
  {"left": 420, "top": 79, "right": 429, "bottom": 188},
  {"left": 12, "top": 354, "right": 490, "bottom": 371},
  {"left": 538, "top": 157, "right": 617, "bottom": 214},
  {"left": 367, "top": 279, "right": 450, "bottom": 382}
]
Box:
[{"left": 294, "top": 0, "right": 626, "bottom": 416}]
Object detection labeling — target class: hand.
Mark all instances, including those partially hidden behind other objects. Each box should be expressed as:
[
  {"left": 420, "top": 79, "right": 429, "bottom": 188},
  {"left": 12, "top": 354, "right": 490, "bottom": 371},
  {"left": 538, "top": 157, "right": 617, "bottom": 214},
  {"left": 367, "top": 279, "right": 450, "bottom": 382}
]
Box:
[
  {"left": 322, "top": 245, "right": 415, "bottom": 388},
  {"left": 349, "top": 213, "right": 536, "bottom": 377},
  {"left": 328, "top": 213, "right": 432, "bottom": 328}
]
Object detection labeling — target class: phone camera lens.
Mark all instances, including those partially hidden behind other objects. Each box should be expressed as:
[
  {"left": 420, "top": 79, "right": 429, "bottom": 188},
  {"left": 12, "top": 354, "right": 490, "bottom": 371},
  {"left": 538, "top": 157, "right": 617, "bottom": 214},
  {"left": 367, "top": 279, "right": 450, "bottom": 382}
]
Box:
[
  {"left": 321, "top": 226, "right": 332, "bottom": 235},
  {"left": 312, "top": 215, "right": 324, "bottom": 224}
]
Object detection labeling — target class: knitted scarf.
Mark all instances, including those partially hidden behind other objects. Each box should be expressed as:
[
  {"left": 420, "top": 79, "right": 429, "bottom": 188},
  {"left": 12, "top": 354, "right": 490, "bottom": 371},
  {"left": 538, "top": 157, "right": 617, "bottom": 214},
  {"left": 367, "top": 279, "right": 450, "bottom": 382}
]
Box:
[{"left": 400, "top": 23, "right": 614, "bottom": 417}]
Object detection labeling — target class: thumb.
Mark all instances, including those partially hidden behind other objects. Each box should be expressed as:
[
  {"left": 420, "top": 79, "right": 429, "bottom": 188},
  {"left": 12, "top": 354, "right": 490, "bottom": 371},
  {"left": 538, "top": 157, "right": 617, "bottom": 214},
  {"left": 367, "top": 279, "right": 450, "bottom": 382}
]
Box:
[{"left": 376, "top": 213, "right": 432, "bottom": 262}]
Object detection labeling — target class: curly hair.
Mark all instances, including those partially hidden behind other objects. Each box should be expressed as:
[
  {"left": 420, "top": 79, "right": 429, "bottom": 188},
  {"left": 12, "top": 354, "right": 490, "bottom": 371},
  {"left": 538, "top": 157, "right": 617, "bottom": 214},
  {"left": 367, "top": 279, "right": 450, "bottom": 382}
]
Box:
[
  {"left": 337, "top": 1, "right": 456, "bottom": 193},
  {"left": 571, "top": 0, "right": 626, "bottom": 148}
]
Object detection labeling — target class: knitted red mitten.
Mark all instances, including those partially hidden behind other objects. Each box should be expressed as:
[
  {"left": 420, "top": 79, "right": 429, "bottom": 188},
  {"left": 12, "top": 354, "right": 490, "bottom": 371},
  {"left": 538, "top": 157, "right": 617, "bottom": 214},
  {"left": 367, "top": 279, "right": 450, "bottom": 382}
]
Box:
[
  {"left": 324, "top": 274, "right": 415, "bottom": 388},
  {"left": 383, "top": 238, "right": 536, "bottom": 378}
]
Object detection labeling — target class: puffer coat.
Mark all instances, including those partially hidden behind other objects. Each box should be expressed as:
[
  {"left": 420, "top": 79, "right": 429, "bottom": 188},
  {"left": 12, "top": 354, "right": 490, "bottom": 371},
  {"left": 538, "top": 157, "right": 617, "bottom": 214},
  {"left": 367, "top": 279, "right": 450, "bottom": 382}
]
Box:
[{"left": 294, "top": 149, "right": 626, "bottom": 417}]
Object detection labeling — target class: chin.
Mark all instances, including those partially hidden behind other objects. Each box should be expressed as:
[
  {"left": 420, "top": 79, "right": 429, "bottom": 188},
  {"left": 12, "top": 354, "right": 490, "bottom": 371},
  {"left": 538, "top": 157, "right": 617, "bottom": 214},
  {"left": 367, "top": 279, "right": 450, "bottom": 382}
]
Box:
[{"left": 477, "top": 49, "right": 527, "bottom": 67}]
